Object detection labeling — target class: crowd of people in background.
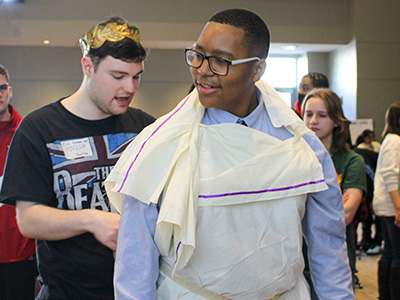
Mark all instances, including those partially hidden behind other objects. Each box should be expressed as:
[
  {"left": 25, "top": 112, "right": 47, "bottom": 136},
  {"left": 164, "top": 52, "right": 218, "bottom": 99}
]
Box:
[
  {"left": 294, "top": 72, "right": 399, "bottom": 300},
  {"left": 0, "top": 8, "right": 399, "bottom": 300}
]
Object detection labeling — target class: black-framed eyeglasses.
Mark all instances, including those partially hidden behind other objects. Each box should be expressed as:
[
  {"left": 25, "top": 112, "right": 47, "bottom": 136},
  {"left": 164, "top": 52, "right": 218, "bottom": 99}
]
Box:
[
  {"left": 0, "top": 84, "right": 9, "bottom": 92},
  {"left": 185, "top": 48, "right": 260, "bottom": 76}
]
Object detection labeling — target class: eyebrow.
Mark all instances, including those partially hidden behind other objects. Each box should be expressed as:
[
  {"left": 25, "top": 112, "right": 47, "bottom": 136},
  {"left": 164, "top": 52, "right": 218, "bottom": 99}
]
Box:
[
  {"left": 110, "top": 69, "right": 144, "bottom": 76},
  {"left": 305, "top": 110, "right": 327, "bottom": 114},
  {"left": 195, "top": 44, "right": 234, "bottom": 59}
]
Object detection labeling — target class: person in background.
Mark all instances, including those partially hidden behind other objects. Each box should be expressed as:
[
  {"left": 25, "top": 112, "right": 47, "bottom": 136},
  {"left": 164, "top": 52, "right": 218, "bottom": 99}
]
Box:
[
  {"left": 0, "top": 64, "right": 36, "bottom": 300},
  {"left": 294, "top": 72, "right": 329, "bottom": 117},
  {"left": 354, "top": 142, "right": 382, "bottom": 256},
  {"left": 373, "top": 102, "right": 400, "bottom": 300},
  {"left": 303, "top": 88, "right": 366, "bottom": 292},
  {"left": 0, "top": 17, "right": 155, "bottom": 300},
  {"left": 356, "top": 129, "right": 381, "bottom": 153},
  {"left": 106, "top": 9, "right": 354, "bottom": 300}
]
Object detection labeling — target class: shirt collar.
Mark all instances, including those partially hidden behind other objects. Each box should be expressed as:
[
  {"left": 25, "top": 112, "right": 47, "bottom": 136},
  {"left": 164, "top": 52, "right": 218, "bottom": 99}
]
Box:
[{"left": 203, "top": 87, "right": 264, "bottom": 128}]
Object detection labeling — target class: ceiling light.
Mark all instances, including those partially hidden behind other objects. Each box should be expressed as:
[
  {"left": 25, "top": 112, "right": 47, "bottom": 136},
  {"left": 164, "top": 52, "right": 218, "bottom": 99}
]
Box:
[
  {"left": 283, "top": 45, "right": 297, "bottom": 51},
  {"left": 43, "top": 40, "right": 50, "bottom": 45}
]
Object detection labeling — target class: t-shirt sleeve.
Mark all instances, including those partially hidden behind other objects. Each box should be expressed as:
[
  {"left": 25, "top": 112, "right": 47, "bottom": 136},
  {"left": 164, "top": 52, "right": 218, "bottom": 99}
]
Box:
[
  {"left": 342, "top": 152, "right": 367, "bottom": 193},
  {"left": 1, "top": 116, "right": 54, "bottom": 206}
]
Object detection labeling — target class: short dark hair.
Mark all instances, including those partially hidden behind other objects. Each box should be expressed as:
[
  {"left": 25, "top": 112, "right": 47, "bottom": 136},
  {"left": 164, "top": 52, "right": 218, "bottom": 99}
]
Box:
[
  {"left": 0, "top": 64, "right": 10, "bottom": 82},
  {"left": 303, "top": 72, "right": 329, "bottom": 89},
  {"left": 303, "top": 88, "right": 350, "bottom": 154},
  {"left": 382, "top": 102, "right": 400, "bottom": 138},
  {"left": 86, "top": 16, "right": 147, "bottom": 71},
  {"left": 209, "top": 9, "right": 270, "bottom": 59},
  {"left": 356, "top": 129, "right": 374, "bottom": 146},
  {"left": 304, "top": 72, "right": 329, "bottom": 88}
]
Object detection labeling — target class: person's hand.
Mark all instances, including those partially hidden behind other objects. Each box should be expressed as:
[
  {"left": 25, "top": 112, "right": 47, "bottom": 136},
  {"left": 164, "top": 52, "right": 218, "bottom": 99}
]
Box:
[
  {"left": 395, "top": 210, "right": 400, "bottom": 228},
  {"left": 342, "top": 192, "right": 349, "bottom": 204},
  {"left": 86, "top": 210, "right": 121, "bottom": 251}
]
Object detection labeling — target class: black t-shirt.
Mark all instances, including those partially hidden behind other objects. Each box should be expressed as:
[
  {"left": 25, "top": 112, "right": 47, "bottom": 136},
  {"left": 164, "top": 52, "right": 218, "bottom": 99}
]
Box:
[{"left": 1, "top": 99, "right": 155, "bottom": 300}]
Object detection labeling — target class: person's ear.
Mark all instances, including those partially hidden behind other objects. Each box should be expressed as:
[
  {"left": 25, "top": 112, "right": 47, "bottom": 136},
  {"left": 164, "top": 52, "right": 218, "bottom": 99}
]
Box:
[
  {"left": 81, "top": 56, "right": 94, "bottom": 77},
  {"left": 8, "top": 85, "right": 12, "bottom": 98},
  {"left": 253, "top": 59, "right": 266, "bottom": 82}
]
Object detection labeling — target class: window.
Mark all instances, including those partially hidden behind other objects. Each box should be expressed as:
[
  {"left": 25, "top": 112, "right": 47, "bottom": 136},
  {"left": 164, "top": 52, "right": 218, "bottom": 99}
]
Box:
[{"left": 261, "top": 56, "right": 308, "bottom": 108}]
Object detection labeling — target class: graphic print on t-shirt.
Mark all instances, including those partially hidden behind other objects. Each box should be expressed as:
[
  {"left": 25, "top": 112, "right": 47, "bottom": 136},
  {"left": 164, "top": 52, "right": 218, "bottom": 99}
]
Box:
[{"left": 47, "top": 133, "right": 136, "bottom": 212}]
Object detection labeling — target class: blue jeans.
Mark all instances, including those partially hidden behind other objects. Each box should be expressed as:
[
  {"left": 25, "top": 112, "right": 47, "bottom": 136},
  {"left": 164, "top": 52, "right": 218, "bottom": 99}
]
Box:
[{"left": 379, "top": 216, "right": 400, "bottom": 268}]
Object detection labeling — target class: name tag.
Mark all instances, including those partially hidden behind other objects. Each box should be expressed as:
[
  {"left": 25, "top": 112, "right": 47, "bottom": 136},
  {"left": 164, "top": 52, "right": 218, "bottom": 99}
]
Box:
[{"left": 61, "top": 138, "right": 93, "bottom": 160}]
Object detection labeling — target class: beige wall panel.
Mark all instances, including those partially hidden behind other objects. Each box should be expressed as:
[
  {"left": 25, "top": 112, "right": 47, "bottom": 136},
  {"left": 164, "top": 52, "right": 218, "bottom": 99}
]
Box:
[
  {"left": 356, "top": 79, "right": 400, "bottom": 142},
  {"left": 8, "top": 80, "right": 81, "bottom": 117},
  {"left": 133, "top": 82, "right": 193, "bottom": 118},
  {"left": 0, "top": 47, "right": 82, "bottom": 81},
  {"left": 352, "top": 0, "right": 400, "bottom": 42},
  {"left": 142, "top": 49, "right": 190, "bottom": 83},
  {"left": 0, "top": 46, "right": 193, "bottom": 118},
  {"left": 356, "top": 42, "right": 400, "bottom": 80},
  {"left": 0, "top": 0, "right": 352, "bottom": 46}
]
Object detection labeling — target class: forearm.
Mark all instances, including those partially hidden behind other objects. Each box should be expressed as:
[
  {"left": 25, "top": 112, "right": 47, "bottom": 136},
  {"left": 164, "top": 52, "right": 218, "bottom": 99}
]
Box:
[
  {"left": 343, "top": 188, "right": 363, "bottom": 225},
  {"left": 17, "top": 201, "right": 91, "bottom": 240},
  {"left": 389, "top": 190, "right": 400, "bottom": 211},
  {"left": 389, "top": 190, "right": 400, "bottom": 227}
]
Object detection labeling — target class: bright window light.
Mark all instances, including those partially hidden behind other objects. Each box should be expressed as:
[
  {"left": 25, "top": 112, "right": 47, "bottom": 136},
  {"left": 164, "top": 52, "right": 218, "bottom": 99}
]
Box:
[
  {"left": 297, "top": 56, "right": 309, "bottom": 83},
  {"left": 277, "top": 92, "right": 292, "bottom": 107},
  {"left": 262, "top": 57, "right": 297, "bottom": 88}
]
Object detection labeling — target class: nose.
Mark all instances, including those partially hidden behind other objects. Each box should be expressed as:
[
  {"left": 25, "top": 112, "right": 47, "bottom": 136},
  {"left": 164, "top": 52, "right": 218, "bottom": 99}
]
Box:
[
  {"left": 197, "top": 58, "right": 213, "bottom": 76},
  {"left": 309, "top": 114, "right": 318, "bottom": 124},
  {"left": 124, "top": 79, "right": 139, "bottom": 94}
]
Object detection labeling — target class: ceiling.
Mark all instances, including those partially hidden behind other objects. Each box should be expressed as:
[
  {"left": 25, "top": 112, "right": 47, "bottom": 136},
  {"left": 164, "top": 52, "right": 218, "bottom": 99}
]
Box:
[{"left": 0, "top": 36, "right": 343, "bottom": 56}]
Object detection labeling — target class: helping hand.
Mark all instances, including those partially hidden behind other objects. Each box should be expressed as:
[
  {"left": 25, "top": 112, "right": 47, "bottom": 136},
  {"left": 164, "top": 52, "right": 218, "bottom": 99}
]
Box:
[{"left": 87, "top": 210, "right": 121, "bottom": 251}]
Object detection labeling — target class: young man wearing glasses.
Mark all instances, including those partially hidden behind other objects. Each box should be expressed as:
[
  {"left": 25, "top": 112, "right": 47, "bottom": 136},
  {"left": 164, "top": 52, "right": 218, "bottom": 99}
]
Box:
[
  {"left": 0, "top": 64, "right": 37, "bottom": 300},
  {"left": 0, "top": 18, "right": 155, "bottom": 300},
  {"left": 107, "top": 9, "right": 354, "bottom": 300}
]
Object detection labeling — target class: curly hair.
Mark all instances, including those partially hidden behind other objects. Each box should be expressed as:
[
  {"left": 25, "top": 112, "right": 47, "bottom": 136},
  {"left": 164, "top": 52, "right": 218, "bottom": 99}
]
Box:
[{"left": 303, "top": 72, "right": 329, "bottom": 89}]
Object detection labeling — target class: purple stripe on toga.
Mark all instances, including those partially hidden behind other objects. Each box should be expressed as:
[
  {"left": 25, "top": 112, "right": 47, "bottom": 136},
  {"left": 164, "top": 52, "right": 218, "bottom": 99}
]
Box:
[
  {"left": 117, "top": 95, "right": 191, "bottom": 192},
  {"left": 198, "top": 179, "right": 325, "bottom": 199}
]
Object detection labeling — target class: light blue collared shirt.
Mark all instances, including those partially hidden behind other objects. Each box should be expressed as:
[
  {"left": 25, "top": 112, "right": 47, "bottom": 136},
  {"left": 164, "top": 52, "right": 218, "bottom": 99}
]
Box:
[{"left": 114, "top": 91, "right": 353, "bottom": 300}]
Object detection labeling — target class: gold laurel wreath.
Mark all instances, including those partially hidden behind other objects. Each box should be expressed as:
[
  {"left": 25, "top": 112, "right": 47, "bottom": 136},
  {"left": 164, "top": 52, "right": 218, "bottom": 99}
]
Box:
[{"left": 79, "top": 22, "right": 140, "bottom": 56}]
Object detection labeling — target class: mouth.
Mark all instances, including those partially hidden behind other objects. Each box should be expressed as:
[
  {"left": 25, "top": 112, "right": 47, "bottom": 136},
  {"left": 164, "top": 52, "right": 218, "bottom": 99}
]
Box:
[
  {"left": 114, "top": 95, "right": 132, "bottom": 106},
  {"left": 310, "top": 127, "right": 319, "bottom": 132},
  {"left": 196, "top": 81, "right": 219, "bottom": 95}
]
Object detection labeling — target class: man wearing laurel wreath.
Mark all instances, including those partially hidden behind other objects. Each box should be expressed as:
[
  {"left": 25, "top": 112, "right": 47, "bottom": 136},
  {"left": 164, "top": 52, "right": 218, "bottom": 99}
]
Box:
[{"left": 0, "top": 17, "right": 155, "bottom": 300}]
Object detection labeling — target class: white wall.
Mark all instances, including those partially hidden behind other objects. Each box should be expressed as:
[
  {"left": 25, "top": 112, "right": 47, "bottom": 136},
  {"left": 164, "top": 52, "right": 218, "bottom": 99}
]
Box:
[{"left": 329, "top": 39, "right": 358, "bottom": 121}]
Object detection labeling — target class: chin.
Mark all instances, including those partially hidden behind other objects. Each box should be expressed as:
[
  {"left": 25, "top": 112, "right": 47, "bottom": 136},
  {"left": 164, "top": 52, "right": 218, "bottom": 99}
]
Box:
[
  {"left": 197, "top": 94, "right": 217, "bottom": 108},
  {"left": 112, "top": 107, "right": 129, "bottom": 116},
  {"left": 198, "top": 99, "right": 214, "bottom": 109}
]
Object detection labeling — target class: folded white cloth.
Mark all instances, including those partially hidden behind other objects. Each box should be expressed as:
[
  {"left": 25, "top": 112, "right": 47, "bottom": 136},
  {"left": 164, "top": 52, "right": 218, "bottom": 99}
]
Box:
[{"left": 105, "top": 80, "right": 327, "bottom": 273}]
